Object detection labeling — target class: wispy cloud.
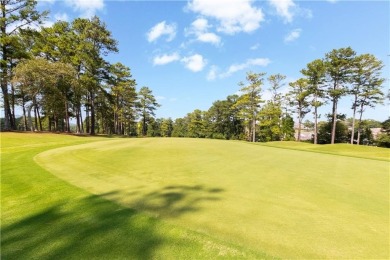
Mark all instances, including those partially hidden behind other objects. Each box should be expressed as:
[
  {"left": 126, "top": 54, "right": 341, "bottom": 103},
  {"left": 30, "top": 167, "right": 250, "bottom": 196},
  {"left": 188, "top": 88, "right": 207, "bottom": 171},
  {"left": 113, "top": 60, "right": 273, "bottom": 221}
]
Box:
[
  {"left": 187, "top": 0, "right": 264, "bottom": 35},
  {"left": 153, "top": 53, "right": 181, "bottom": 66},
  {"left": 284, "top": 28, "right": 302, "bottom": 43},
  {"left": 147, "top": 21, "right": 177, "bottom": 43},
  {"left": 268, "top": 0, "right": 312, "bottom": 23},
  {"left": 268, "top": 0, "right": 295, "bottom": 23},
  {"left": 250, "top": 43, "right": 260, "bottom": 50},
  {"left": 207, "top": 65, "right": 219, "bottom": 81},
  {"left": 216, "top": 58, "right": 271, "bottom": 78}
]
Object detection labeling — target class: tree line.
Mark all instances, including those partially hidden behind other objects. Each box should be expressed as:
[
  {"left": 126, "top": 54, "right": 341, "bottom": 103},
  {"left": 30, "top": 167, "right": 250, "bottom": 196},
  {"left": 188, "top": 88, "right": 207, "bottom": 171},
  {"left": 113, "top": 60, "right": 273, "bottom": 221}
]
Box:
[
  {"left": 2, "top": 0, "right": 160, "bottom": 136},
  {"left": 1, "top": 1, "right": 388, "bottom": 145},
  {"left": 150, "top": 47, "right": 387, "bottom": 145}
]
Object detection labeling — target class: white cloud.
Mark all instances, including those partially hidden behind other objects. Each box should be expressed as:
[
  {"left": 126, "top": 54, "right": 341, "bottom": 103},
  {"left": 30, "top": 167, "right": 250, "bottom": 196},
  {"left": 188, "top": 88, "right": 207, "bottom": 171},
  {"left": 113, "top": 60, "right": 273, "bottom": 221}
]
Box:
[
  {"left": 284, "top": 28, "right": 302, "bottom": 43},
  {"left": 197, "top": 32, "right": 221, "bottom": 45},
  {"left": 187, "top": 0, "right": 264, "bottom": 34},
  {"left": 192, "top": 17, "right": 209, "bottom": 31},
  {"left": 220, "top": 58, "right": 271, "bottom": 78},
  {"left": 65, "top": 0, "right": 104, "bottom": 17},
  {"left": 147, "top": 21, "right": 177, "bottom": 43},
  {"left": 153, "top": 53, "right": 181, "bottom": 66},
  {"left": 326, "top": 0, "right": 338, "bottom": 3},
  {"left": 181, "top": 54, "right": 207, "bottom": 72},
  {"left": 268, "top": 0, "right": 295, "bottom": 23},
  {"left": 268, "top": 0, "right": 312, "bottom": 22},
  {"left": 186, "top": 18, "right": 221, "bottom": 46}
]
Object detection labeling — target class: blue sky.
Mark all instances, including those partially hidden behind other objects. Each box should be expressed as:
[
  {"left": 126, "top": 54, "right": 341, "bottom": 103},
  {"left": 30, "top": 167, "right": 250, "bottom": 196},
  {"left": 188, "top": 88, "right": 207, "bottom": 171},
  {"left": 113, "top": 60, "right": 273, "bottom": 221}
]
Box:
[{"left": 37, "top": 0, "right": 389, "bottom": 122}]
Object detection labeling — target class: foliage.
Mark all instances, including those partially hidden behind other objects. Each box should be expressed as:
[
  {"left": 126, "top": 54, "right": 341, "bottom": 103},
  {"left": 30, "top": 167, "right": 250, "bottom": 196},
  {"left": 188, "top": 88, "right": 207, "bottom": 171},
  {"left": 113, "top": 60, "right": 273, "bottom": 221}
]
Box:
[
  {"left": 375, "top": 118, "right": 390, "bottom": 148},
  {"left": 1, "top": 0, "right": 48, "bottom": 130},
  {"left": 137, "top": 86, "right": 160, "bottom": 136},
  {"left": 317, "top": 115, "right": 349, "bottom": 144},
  {"left": 234, "top": 71, "right": 266, "bottom": 142},
  {"left": 324, "top": 47, "right": 356, "bottom": 144},
  {"left": 301, "top": 59, "right": 326, "bottom": 144},
  {"left": 349, "top": 53, "right": 384, "bottom": 144},
  {"left": 288, "top": 78, "right": 310, "bottom": 141},
  {"left": 376, "top": 133, "right": 390, "bottom": 148}
]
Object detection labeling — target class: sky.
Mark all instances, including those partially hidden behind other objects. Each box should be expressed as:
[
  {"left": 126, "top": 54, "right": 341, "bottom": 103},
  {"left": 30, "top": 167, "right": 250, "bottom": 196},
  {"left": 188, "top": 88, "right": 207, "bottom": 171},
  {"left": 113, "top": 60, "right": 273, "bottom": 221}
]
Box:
[{"left": 34, "top": 0, "right": 390, "bottom": 122}]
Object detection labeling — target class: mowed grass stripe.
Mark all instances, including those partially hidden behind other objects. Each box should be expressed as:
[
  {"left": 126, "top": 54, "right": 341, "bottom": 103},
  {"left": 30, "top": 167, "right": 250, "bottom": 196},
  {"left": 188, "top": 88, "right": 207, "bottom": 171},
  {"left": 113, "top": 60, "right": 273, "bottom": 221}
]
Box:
[
  {"left": 35, "top": 137, "right": 390, "bottom": 259},
  {"left": 1, "top": 133, "right": 270, "bottom": 259}
]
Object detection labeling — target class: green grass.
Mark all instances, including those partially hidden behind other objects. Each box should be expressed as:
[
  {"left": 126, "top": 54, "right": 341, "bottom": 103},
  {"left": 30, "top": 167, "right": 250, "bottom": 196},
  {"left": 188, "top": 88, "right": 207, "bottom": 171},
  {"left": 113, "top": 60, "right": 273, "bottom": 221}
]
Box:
[
  {"left": 1, "top": 133, "right": 267, "bottom": 259},
  {"left": 2, "top": 133, "right": 389, "bottom": 259}
]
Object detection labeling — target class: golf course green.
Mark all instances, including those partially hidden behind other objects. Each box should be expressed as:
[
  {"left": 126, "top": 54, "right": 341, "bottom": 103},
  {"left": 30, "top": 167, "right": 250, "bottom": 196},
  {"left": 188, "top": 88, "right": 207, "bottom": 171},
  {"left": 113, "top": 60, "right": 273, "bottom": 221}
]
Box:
[{"left": 2, "top": 133, "right": 389, "bottom": 259}]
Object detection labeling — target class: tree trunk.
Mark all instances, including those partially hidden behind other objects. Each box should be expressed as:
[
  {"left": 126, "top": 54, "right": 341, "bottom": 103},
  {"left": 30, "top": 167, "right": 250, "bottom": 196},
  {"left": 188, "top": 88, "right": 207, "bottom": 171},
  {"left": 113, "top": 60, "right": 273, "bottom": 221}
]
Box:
[
  {"left": 10, "top": 82, "right": 16, "bottom": 129},
  {"left": 37, "top": 106, "right": 42, "bottom": 131},
  {"left": 350, "top": 105, "right": 357, "bottom": 144},
  {"left": 65, "top": 101, "right": 70, "bottom": 132},
  {"left": 90, "top": 91, "right": 95, "bottom": 135},
  {"left": 27, "top": 105, "right": 33, "bottom": 132},
  {"left": 54, "top": 116, "right": 58, "bottom": 132},
  {"left": 356, "top": 103, "right": 365, "bottom": 145},
  {"left": 85, "top": 95, "right": 90, "bottom": 134},
  {"left": 297, "top": 107, "right": 302, "bottom": 142},
  {"left": 143, "top": 110, "right": 147, "bottom": 136},
  {"left": 80, "top": 106, "right": 84, "bottom": 133},
  {"left": 330, "top": 97, "right": 337, "bottom": 144},
  {"left": 252, "top": 117, "right": 256, "bottom": 142},
  {"left": 76, "top": 105, "right": 81, "bottom": 134},
  {"left": 1, "top": 18, "right": 11, "bottom": 131},
  {"left": 313, "top": 95, "right": 318, "bottom": 145},
  {"left": 21, "top": 92, "right": 28, "bottom": 131},
  {"left": 33, "top": 105, "right": 38, "bottom": 131}
]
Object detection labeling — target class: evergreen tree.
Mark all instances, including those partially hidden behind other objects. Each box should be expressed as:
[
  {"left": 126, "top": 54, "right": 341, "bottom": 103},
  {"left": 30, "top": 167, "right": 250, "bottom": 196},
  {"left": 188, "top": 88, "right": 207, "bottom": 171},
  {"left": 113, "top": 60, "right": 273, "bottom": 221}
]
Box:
[
  {"left": 324, "top": 47, "right": 356, "bottom": 144},
  {"left": 1, "top": 0, "right": 48, "bottom": 130},
  {"left": 235, "top": 72, "right": 266, "bottom": 142},
  {"left": 137, "top": 86, "right": 160, "bottom": 136},
  {"left": 301, "top": 59, "right": 326, "bottom": 144}
]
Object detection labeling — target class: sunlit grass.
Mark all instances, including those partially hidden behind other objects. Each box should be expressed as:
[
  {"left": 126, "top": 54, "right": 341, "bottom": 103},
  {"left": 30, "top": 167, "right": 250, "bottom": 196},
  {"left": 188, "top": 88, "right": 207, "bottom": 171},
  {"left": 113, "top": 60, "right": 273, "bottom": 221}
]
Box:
[
  {"left": 1, "top": 133, "right": 267, "bottom": 259},
  {"left": 33, "top": 136, "right": 389, "bottom": 259}
]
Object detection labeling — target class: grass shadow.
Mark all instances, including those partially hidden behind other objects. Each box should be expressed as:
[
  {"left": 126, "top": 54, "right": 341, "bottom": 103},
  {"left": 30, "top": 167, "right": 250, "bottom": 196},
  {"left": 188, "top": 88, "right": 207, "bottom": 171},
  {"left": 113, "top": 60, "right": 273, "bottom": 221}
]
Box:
[
  {"left": 122, "top": 184, "right": 225, "bottom": 218},
  {"left": 1, "top": 185, "right": 225, "bottom": 259}
]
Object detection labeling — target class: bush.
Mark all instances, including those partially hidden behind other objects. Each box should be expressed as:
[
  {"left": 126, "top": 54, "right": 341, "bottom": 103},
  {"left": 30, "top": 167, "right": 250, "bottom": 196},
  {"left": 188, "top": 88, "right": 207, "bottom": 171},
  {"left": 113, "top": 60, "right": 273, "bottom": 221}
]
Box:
[{"left": 375, "top": 133, "right": 390, "bottom": 148}]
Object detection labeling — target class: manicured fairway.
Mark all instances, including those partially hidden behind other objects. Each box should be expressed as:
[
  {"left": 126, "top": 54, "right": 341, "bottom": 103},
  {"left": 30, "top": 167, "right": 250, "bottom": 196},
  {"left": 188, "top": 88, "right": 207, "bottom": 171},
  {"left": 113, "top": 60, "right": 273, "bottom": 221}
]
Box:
[
  {"left": 1, "top": 133, "right": 266, "bottom": 259},
  {"left": 35, "top": 137, "right": 389, "bottom": 259},
  {"left": 2, "top": 133, "right": 389, "bottom": 259}
]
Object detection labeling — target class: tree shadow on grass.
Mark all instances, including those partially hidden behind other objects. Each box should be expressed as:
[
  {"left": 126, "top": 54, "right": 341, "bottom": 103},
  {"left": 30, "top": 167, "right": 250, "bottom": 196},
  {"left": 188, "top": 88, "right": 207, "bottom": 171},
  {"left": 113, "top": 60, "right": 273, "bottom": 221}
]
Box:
[
  {"left": 1, "top": 185, "right": 224, "bottom": 259},
  {"left": 119, "top": 184, "right": 225, "bottom": 218}
]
